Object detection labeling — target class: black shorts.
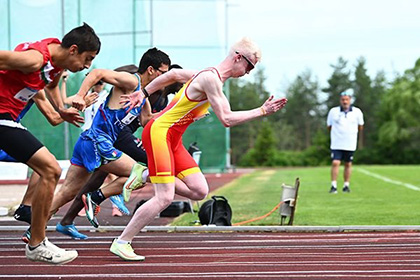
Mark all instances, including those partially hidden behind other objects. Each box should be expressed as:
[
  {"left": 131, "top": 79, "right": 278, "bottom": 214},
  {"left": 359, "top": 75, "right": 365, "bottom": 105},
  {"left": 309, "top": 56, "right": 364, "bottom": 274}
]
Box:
[
  {"left": 0, "top": 125, "right": 44, "bottom": 163},
  {"left": 331, "top": 149, "right": 354, "bottom": 163},
  {"left": 114, "top": 127, "right": 147, "bottom": 164}
]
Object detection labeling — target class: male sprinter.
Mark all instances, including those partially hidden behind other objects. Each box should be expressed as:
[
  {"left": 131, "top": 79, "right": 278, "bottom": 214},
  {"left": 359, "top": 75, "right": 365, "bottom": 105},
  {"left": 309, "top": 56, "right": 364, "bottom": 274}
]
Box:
[
  {"left": 0, "top": 23, "right": 100, "bottom": 264},
  {"left": 93, "top": 37, "right": 288, "bottom": 260},
  {"left": 49, "top": 49, "right": 171, "bottom": 233}
]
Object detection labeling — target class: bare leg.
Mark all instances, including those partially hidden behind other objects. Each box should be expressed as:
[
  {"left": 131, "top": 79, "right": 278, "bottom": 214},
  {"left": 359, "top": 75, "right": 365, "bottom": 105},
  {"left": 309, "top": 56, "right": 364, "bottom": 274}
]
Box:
[
  {"left": 60, "top": 170, "right": 108, "bottom": 226},
  {"left": 96, "top": 153, "right": 137, "bottom": 198},
  {"left": 99, "top": 177, "right": 128, "bottom": 198},
  {"left": 119, "top": 182, "right": 175, "bottom": 242},
  {"left": 25, "top": 147, "right": 61, "bottom": 246},
  {"left": 344, "top": 161, "right": 352, "bottom": 183},
  {"left": 331, "top": 160, "right": 341, "bottom": 183},
  {"left": 49, "top": 164, "right": 90, "bottom": 217},
  {"left": 174, "top": 172, "right": 208, "bottom": 200},
  {"left": 21, "top": 172, "right": 40, "bottom": 206},
  {"left": 118, "top": 172, "right": 208, "bottom": 242}
]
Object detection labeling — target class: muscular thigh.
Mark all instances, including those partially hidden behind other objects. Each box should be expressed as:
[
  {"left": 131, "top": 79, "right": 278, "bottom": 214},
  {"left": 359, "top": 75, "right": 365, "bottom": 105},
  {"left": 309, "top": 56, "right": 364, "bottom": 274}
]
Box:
[{"left": 98, "top": 153, "right": 136, "bottom": 177}]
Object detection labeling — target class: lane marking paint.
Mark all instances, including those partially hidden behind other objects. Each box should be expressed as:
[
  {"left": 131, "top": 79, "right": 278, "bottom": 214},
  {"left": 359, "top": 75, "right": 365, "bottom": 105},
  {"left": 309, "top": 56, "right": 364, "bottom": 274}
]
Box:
[{"left": 357, "top": 168, "right": 420, "bottom": 191}]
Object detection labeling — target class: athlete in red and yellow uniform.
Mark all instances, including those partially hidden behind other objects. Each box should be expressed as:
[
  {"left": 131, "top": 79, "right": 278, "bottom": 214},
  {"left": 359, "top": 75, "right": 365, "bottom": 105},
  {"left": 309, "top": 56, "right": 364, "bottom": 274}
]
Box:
[{"left": 111, "top": 38, "right": 288, "bottom": 262}]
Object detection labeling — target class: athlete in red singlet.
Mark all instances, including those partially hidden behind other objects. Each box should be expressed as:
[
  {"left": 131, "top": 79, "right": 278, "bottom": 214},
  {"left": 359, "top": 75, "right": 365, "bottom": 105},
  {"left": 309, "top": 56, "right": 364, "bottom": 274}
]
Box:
[
  {"left": 107, "top": 37, "right": 288, "bottom": 261},
  {"left": 0, "top": 23, "right": 100, "bottom": 265}
]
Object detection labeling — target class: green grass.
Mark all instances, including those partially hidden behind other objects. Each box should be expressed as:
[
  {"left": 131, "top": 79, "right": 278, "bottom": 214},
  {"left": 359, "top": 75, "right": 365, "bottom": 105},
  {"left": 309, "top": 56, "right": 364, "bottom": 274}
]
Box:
[{"left": 171, "top": 165, "right": 420, "bottom": 226}]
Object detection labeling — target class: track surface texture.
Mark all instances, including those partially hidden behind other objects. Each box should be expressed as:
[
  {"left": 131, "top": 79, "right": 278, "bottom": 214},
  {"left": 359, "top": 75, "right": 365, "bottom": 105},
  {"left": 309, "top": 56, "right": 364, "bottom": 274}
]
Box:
[{"left": 1, "top": 230, "right": 420, "bottom": 279}]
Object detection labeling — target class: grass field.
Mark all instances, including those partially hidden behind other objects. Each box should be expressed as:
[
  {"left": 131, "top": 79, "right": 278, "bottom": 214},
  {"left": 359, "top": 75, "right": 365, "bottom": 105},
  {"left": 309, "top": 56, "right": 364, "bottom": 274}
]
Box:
[{"left": 171, "top": 165, "right": 420, "bottom": 226}]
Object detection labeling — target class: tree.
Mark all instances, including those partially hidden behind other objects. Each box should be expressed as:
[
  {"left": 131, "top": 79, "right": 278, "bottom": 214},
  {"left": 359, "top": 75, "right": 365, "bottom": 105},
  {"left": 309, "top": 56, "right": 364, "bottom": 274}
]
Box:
[
  {"left": 353, "top": 57, "right": 372, "bottom": 148},
  {"left": 376, "top": 58, "right": 420, "bottom": 163},
  {"left": 229, "top": 68, "right": 270, "bottom": 165},
  {"left": 323, "top": 57, "right": 352, "bottom": 114},
  {"left": 282, "top": 70, "right": 321, "bottom": 150}
]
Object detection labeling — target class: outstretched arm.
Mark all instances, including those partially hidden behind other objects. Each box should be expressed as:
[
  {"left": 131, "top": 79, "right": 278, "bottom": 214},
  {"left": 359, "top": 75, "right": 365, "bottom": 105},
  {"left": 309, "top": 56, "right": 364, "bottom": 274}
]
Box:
[
  {"left": 121, "top": 69, "right": 196, "bottom": 111},
  {"left": 201, "top": 72, "right": 287, "bottom": 127},
  {"left": 72, "top": 69, "right": 138, "bottom": 111},
  {"left": 0, "top": 50, "right": 44, "bottom": 73},
  {"left": 44, "top": 74, "right": 84, "bottom": 127}
]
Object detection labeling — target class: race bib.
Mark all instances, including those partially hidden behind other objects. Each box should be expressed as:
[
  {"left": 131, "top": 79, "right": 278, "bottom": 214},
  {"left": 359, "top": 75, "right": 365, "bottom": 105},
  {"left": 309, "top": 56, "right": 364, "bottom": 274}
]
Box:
[{"left": 14, "top": 88, "right": 37, "bottom": 103}]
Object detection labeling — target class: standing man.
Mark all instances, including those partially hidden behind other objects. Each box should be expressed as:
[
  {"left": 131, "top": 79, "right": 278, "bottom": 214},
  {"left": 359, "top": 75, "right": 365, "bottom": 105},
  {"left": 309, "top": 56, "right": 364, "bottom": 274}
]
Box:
[
  {"left": 327, "top": 91, "right": 364, "bottom": 193},
  {"left": 103, "top": 37, "right": 287, "bottom": 261},
  {"left": 0, "top": 23, "right": 101, "bottom": 264}
]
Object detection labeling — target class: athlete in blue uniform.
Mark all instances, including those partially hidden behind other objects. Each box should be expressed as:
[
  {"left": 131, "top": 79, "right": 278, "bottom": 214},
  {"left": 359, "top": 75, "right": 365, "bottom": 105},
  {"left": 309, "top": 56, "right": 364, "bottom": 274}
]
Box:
[{"left": 49, "top": 48, "right": 171, "bottom": 230}]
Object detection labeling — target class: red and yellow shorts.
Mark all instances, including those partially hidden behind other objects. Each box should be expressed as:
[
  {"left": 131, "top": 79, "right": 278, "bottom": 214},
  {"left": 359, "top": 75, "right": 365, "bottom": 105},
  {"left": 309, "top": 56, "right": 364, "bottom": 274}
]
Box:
[{"left": 142, "top": 119, "right": 201, "bottom": 184}]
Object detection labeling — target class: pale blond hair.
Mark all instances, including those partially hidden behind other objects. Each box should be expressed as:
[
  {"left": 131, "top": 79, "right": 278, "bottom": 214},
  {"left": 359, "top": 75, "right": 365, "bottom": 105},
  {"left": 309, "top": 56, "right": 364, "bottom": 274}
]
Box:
[{"left": 230, "top": 37, "right": 262, "bottom": 62}]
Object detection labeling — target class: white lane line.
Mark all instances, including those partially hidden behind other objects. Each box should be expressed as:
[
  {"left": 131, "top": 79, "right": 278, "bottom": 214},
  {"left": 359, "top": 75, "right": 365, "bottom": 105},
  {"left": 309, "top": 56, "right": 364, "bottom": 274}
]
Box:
[
  {"left": 2, "top": 261, "right": 420, "bottom": 268},
  {"left": 2, "top": 242, "right": 420, "bottom": 252},
  {"left": 3, "top": 236, "right": 420, "bottom": 247},
  {"left": 3, "top": 251, "right": 420, "bottom": 259},
  {"left": 357, "top": 168, "right": 420, "bottom": 191},
  {"left": 5, "top": 232, "right": 420, "bottom": 241}
]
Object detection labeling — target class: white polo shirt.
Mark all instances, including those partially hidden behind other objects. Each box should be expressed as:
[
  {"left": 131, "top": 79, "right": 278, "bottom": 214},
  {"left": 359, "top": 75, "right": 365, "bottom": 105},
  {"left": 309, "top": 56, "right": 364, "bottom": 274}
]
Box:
[{"left": 327, "top": 106, "right": 364, "bottom": 151}]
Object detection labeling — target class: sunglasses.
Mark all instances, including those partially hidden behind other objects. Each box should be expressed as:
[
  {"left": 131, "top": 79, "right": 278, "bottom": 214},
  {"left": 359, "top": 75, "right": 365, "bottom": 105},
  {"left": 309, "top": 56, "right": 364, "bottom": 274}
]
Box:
[
  {"left": 235, "top": 51, "right": 255, "bottom": 72},
  {"left": 155, "top": 68, "right": 168, "bottom": 74}
]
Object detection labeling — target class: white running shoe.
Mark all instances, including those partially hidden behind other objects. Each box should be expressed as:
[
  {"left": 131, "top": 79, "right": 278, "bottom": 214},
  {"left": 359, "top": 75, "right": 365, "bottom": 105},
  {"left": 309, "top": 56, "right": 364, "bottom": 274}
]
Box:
[
  {"left": 25, "top": 237, "right": 78, "bottom": 265},
  {"left": 123, "top": 163, "right": 147, "bottom": 202},
  {"left": 110, "top": 239, "right": 145, "bottom": 261}
]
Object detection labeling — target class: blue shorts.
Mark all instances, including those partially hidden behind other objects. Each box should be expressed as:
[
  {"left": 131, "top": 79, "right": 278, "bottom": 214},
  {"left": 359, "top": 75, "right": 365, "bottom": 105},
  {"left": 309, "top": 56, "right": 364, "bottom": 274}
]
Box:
[
  {"left": 0, "top": 149, "right": 17, "bottom": 162},
  {"left": 331, "top": 150, "right": 354, "bottom": 162},
  {"left": 71, "top": 134, "right": 122, "bottom": 173}
]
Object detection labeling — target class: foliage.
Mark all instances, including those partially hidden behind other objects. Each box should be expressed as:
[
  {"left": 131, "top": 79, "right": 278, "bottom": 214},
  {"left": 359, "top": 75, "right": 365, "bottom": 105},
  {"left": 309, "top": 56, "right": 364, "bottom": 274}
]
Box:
[{"left": 230, "top": 56, "right": 420, "bottom": 166}]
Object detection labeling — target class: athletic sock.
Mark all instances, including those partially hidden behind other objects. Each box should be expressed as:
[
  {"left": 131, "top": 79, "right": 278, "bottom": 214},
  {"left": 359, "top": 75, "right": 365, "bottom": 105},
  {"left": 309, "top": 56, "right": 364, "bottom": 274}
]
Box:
[
  {"left": 90, "top": 190, "right": 106, "bottom": 205},
  {"left": 142, "top": 169, "right": 149, "bottom": 182},
  {"left": 344, "top": 182, "right": 350, "bottom": 187},
  {"left": 116, "top": 238, "right": 129, "bottom": 245},
  {"left": 28, "top": 242, "right": 42, "bottom": 251},
  {"left": 331, "top": 181, "right": 337, "bottom": 188}
]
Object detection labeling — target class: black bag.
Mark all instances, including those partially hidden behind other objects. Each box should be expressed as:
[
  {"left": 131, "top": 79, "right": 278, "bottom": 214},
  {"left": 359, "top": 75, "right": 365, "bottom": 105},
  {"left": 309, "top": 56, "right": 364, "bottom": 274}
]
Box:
[{"left": 198, "top": 196, "right": 232, "bottom": 226}]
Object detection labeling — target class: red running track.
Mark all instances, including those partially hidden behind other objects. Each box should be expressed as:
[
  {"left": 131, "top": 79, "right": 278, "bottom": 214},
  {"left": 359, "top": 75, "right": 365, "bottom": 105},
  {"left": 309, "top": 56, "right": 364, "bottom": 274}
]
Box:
[{"left": 1, "top": 230, "right": 420, "bottom": 279}]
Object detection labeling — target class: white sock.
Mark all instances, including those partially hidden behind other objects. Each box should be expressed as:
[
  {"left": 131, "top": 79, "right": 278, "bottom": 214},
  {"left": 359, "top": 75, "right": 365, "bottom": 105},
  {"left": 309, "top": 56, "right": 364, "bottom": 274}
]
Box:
[
  {"left": 331, "top": 181, "right": 337, "bottom": 188},
  {"left": 142, "top": 169, "right": 149, "bottom": 182},
  {"left": 116, "top": 238, "right": 129, "bottom": 245},
  {"left": 344, "top": 182, "right": 350, "bottom": 187}
]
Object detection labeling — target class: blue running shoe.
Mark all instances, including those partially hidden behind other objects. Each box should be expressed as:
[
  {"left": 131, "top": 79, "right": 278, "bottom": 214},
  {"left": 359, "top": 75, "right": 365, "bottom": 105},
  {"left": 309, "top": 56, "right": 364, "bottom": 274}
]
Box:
[
  {"left": 56, "top": 223, "right": 88, "bottom": 240},
  {"left": 109, "top": 194, "right": 130, "bottom": 215}
]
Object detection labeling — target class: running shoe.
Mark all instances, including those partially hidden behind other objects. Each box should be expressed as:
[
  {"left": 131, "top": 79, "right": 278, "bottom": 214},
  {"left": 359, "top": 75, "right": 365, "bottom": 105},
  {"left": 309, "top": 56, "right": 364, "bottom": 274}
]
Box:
[
  {"left": 56, "top": 222, "right": 88, "bottom": 240},
  {"left": 22, "top": 227, "right": 31, "bottom": 243},
  {"left": 14, "top": 205, "right": 32, "bottom": 224},
  {"left": 329, "top": 186, "right": 338, "bottom": 194},
  {"left": 123, "top": 163, "right": 147, "bottom": 202},
  {"left": 25, "top": 237, "right": 78, "bottom": 265},
  {"left": 110, "top": 194, "right": 130, "bottom": 215},
  {"left": 343, "top": 186, "right": 351, "bottom": 193},
  {"left": 110, "top": 239, "right": 145, "bottom": 261},
  {"left": 112, "top": 207, "right": 123, "bottom": 217},
  {"left": 82, "top": 193, "right": 100, "bottom": 228}
]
